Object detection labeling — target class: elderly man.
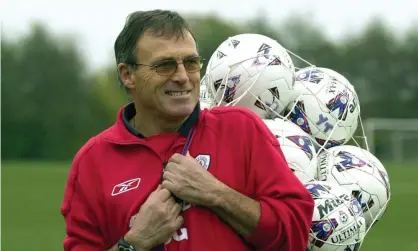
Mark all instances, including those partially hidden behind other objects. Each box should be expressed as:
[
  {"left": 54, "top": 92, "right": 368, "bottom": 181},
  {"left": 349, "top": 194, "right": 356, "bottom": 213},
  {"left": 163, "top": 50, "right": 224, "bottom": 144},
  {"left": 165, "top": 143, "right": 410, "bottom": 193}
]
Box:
[{"left": 61, "top": 9, "right": 314, "bottom": 251}]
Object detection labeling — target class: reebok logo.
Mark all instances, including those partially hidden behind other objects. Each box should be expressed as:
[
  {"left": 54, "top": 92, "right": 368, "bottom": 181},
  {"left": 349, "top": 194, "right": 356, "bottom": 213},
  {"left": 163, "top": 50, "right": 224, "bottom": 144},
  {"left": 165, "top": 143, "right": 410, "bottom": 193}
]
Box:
[{"left": 111, "top": 178, "right": 141, "bottom": 196}]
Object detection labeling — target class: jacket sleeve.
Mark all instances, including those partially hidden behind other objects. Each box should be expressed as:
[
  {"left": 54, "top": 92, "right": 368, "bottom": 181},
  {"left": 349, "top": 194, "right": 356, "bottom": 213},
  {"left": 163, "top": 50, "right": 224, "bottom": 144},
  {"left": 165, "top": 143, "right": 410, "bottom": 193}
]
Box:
[
  {"left": 61, "top": 139, "right": 105, "bottom": 251},
  {"left": 245, "top": 116, "right": 315, "bottom": 251}
]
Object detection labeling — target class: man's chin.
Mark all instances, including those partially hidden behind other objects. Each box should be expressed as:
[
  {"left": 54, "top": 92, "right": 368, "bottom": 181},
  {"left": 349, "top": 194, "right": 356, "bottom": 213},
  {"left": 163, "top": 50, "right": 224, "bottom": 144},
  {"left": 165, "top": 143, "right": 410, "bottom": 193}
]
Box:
[{"left": 163, "top": 105, "right": 195, "bottom": 119}]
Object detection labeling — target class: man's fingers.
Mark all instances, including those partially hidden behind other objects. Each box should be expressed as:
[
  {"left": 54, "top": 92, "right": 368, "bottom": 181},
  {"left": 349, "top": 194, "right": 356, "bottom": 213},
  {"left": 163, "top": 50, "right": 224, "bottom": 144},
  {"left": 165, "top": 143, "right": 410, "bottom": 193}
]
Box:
[
  {"left": 166, "top": 196, "right": 175, "bottom": 207},
  {"left": 168, "top": 196, "right": 177, "bottom": 203},
  {"left": 161, "top": 180, "right": 176, "bottom": 195},
  {"left": 164, "top": 162, "right": 180, "bottom": 174},
  {"left": 154, "top": 184, "right": 162, "bottom": 192},
  {"left": 148, "top": 184, "right": 162, "bottom": 198},
  {"left": 175, "top": 215, "right": 184, "bottom": 227},
  {"left": 162, "top": 168, "right": 176, "bottom": 182},
  {"left": 171, "top": 202, "right": 182, "bottom": 216},
  {"left": 157, "top": 187, "right": 172, "bottom": 202},
  {"left": 168, "top": 153, "right": 184, "bottom": 164}
]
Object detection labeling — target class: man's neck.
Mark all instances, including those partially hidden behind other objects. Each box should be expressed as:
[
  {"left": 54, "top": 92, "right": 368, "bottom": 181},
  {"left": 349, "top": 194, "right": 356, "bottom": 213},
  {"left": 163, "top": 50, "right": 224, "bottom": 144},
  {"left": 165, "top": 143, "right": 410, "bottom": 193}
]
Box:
[{"left": 133, "top": 109, "right": 187, "bottom": 137}]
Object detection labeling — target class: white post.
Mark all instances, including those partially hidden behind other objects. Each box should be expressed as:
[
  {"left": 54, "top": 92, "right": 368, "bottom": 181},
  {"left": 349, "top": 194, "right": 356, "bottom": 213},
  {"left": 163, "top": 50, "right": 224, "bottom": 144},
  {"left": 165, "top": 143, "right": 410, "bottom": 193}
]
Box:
[
  {"left": 362, "top": 118, "right": 418, "bottom": 160},
  {"left": 391, "top": 132, "right": 404, "bottom": 163}
]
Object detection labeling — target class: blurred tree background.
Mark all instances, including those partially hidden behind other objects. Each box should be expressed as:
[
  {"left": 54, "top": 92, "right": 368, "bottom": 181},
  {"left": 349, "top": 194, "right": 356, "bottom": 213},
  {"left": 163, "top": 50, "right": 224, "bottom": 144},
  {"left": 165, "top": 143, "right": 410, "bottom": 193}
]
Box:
[
  {"left": 2, "top": 14, "right": 418, "bottom": 161},
  {"left": 2, "top": 11, "right": 418, "bottom": 251}
]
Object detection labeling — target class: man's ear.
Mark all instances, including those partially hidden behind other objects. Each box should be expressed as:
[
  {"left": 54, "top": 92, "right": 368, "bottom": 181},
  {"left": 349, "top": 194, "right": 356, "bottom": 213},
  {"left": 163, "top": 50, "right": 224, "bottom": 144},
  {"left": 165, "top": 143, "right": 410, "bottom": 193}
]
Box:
[{"left": 118, "top": 63, "right": 136, "bottom": 89}]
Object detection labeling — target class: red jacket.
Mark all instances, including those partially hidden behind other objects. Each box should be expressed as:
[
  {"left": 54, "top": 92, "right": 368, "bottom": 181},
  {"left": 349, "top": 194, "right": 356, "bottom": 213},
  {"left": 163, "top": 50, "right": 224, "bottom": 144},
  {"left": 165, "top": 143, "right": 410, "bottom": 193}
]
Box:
[{"left": 61, "top": 104, "right": 314, "bottom": 251}]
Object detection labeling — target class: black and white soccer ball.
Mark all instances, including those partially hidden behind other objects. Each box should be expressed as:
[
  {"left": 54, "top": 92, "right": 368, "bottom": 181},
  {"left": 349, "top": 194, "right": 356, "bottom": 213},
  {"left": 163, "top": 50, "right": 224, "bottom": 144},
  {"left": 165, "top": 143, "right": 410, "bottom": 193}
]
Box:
[
  {"left": 286, "top": 67, "right": 360, "bottom": 148},
  {"left": 202, "top": 33, "right": 296, "bottom": 119},
  {"left": 263, "top": 118, "right": 317, "bottom": 183},
  {"left": 317, "top": 145, "right": 391, "bottom": 228},
  {"left": 305, "top": 180, "right": 366, "bottom": 251},
  {"left": 199, "top": 84, "right": 212, "bottom": 109}
]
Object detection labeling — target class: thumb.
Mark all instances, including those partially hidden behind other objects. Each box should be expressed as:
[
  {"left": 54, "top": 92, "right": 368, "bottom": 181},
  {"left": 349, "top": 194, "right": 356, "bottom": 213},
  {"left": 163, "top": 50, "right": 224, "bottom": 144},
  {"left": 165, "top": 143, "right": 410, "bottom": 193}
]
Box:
[
  {"left": 154, "top": 184, "right": 162, "bottom": 192},
  {"left": 186, "top": 151, "right": 193, "bottom": 158}
]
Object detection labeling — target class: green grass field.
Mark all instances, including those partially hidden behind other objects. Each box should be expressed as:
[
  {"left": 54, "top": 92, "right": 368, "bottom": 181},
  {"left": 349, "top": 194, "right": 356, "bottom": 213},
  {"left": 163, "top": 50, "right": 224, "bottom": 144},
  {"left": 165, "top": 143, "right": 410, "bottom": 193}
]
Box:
[{"left": 2, "top": 161, "right": 417, "bottom": 251}]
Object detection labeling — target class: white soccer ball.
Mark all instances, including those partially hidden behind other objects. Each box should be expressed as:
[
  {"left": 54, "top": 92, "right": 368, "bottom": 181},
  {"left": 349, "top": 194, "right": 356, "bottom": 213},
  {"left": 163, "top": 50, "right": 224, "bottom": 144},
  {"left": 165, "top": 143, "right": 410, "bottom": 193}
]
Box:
[
  {"left": 317, "top": 145, "right": 391, "bottom": 228},
  {"left": 286, "top": 67, "right": 360, "bottom": 148},
  {"left": 305, "top": 180, "right": 366, "bottom": 251},
  {"left": 199, "top": 83, "right": 212, "bottom": 109},
  {"left": 263, "top": 118, "right": 317, "bottom": 183},
  {"left": 200, "top": 100, "right": 211, "bottom": 110},
  {"left": 203, "top": 33, "right": 295, "bottom": 118},
  {"left": 297, "top": 67, "right": 355, "bottom": 91}
]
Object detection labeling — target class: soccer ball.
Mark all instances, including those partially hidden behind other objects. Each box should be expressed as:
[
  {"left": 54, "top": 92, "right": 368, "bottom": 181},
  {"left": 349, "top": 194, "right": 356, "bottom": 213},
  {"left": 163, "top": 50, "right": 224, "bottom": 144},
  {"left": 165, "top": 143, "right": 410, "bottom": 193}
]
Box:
[
  {"left": 286, "top": 67, "right": 360, "bottom": 148},
  {"left": 203, "top": 33, "right": 295, "bottom": 118},
  {"left": 305, "top": 180, "right": 366, "bottom": 251},
  {"left": 262, "top": 118, "right": 317, "bottom": 183},
  {"left": 199, "top": 83, "right": 212, "bottom": 109},
  {"left": 317, "top": 145, "right": 391, "bottom": 228},
  {"left": 200, "top": 100, "right": 212, "bottom": 110},
  {"left": 297, "top": 67, "right": 355, "bottom": 92}
]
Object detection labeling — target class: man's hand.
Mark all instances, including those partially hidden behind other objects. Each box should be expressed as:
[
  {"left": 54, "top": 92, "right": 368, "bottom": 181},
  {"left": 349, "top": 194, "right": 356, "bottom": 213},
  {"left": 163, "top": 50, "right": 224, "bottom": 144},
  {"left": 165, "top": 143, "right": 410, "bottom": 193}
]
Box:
[
  {"left": 124, "top": 185, "right": 184, "bottom": 250},
  {"left": 161, "top": 152, "right": 260, "bottom": 239},
  {"left": 162, "top": 152, "right": 222, "bottom": 207}
]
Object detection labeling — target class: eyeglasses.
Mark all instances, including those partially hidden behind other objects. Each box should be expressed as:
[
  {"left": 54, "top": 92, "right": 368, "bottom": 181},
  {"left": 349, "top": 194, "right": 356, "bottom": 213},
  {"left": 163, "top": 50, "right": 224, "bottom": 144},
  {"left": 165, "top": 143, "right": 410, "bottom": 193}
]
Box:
[{"left": 132, "top": 56, "right": 205, "bottom": 76}]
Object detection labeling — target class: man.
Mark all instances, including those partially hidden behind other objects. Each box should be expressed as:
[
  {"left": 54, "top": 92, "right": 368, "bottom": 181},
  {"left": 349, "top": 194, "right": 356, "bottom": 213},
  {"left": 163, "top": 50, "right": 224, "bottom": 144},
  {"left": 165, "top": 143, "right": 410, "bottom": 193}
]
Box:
[{"left": 61, "top": 10, "right": 315, "bottom": 251}]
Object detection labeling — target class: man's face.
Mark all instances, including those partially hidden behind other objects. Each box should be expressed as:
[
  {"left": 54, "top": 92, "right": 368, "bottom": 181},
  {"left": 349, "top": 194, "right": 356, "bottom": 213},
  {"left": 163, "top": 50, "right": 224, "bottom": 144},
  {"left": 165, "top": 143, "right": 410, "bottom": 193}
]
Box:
[{"left": 132, "top": 30, "right": 200, "bottom": 119}]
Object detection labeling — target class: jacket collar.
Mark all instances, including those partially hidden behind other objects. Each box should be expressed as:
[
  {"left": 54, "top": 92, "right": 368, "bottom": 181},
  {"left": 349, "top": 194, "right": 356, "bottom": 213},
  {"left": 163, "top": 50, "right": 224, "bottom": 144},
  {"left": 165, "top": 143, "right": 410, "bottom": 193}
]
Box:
[{"left": 102, "top": 102, "right": 200, "bottom": 145}]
